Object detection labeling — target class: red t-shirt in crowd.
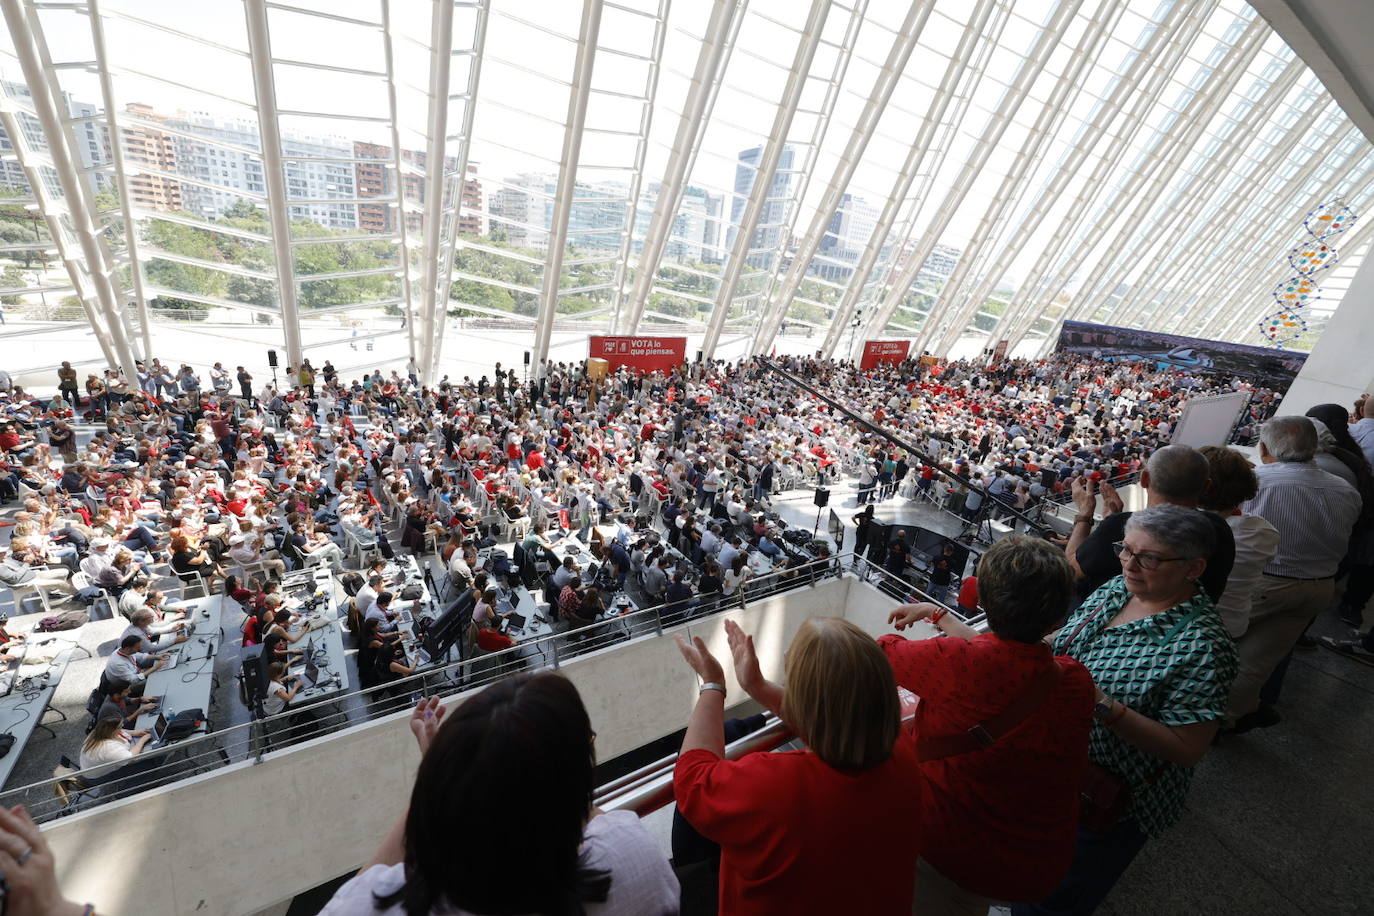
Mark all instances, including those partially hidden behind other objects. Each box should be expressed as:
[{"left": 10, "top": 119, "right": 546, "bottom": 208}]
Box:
[
  {"left": 475, "top": 628, "right": 515, "bottom": 652},
  {"left": 674, "top": 744, "right": 922, "bottom": 915},
  {"left": 957, "top": 575, "right": 978, "bottom": 611},
  {"left": 877, "top": 633, "right": 1093, "bottom": 902}
]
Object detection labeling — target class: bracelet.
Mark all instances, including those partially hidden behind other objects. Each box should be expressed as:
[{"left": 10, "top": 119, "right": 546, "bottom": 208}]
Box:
[
  {"left": 928, "top": 607, "right": 948, "bottom": 626},
  {"left": 698, "top": 682, "right": 727, "bottom": 698},
  {"left": 1106, "top": 701, "right": 1129, "bottom": 726}
]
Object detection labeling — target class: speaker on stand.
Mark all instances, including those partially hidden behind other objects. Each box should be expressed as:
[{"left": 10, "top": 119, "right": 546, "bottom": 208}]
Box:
[
  {"left": 812, "top": 486, "right": 829, "bottom": 537},
  {"left": 267, "top": 349, "right": 279, "bottom": 390}
]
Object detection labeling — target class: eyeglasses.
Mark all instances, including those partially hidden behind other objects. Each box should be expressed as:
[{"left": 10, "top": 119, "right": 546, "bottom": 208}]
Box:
[{"left": 1111, "top": 542, "right": 1188, "bottom": 571}]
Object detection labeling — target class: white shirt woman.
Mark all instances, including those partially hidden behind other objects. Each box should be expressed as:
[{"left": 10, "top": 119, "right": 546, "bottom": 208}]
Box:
[{"left": 321, "top": 810, "right": 677, "bottom": 916}]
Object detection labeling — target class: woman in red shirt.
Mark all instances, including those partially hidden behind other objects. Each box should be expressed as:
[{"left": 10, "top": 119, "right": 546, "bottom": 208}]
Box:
[
  {"left": 881, "top": 535, "right": 1095, "bottom": 912},
  {"left": 673, "top": 618, "right": 922, "bottom": 915}
]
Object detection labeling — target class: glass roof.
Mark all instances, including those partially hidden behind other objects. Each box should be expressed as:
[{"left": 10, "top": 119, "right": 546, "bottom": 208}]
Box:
[{"left": 0, "top": 0, "right": 1369, "bottom": 380}]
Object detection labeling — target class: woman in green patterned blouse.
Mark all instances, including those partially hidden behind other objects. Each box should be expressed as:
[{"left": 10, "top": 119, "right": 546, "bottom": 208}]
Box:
[{"left": 1016, "top": 505, "right": 1238, "bottom": 916}]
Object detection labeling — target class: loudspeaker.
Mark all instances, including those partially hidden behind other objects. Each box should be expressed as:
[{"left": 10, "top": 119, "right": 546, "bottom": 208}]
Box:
[
  {"left": 523, "top": 350, "right": 530, "bottom": 365},
  {"left": 240, "top": 644, "right": 267, "bottom": 704},
  {"left": 267, "top": 349, "right": 278, "bottom": 368},
  {"left": 813, "top": 487, "right": 830, "bottom": 508}
]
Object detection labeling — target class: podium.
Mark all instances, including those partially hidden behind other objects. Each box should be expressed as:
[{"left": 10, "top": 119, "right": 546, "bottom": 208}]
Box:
[{"left": 586, "top": 357, "right": 609, "bottom": 380}]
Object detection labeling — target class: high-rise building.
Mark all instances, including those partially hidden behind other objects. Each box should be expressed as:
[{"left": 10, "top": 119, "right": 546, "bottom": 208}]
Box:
[
  {"left": 121, "top": 103, "right": 182, "bottom": 213},
  {"left": 812, "top": 193, "right": 880, "bottom": 281},
  {"left": 169, "top": 114, "right": 357, "bottom": 229},
  {"left": 488, "top": 174, "right": 551, "bottom": 249},
  {"left": 458, "top": 163, "right": 483, "bottom": 237},
  {"left": 729, "top": 144, "right": 796, "bottom": 268}
]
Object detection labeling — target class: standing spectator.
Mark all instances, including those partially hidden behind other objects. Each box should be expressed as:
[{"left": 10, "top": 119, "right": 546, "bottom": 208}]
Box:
[
  {"left": 1196, "top": 446, "right": 1279, "bottom": 640},
  {"left": 883, "top": 536, "right": 1094, "bottom": 914},
  {"left": 1019, "top": 506, "right": 1236, "bottom": 916},
  {"left": 56, "top": 361, "right": 78, "bottom": 407},
  {"left": 1226, "top": 417, "right": 1361, "bottom": 729},
  {"left": 673, "top": 619, "right": 922, "bottom": 914},
  {"left": 236, "top": 365, "right": 254, "bottom": 402}
]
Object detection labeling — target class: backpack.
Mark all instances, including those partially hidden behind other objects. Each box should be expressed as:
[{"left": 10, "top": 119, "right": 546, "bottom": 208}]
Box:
[
  {"left": 36, "top": 610, "right": 89, "bottom": 632},
  {"left": 339, "top": 572, "right": 365, "bottom": 597}
]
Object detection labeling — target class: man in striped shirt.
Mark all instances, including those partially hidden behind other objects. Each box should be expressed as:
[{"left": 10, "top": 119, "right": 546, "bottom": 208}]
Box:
[{"left": 1227, "top": 416, "right": 1362, "bottom": 727}]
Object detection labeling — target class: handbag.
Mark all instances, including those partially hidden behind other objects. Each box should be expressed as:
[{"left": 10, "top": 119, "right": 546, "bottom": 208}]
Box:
[
  {"left": 1062, "top": 606, "right": 1173, "bottom": 832},
  {"left": 917, "top": 659, "right": 1063, "bottom": 762}
]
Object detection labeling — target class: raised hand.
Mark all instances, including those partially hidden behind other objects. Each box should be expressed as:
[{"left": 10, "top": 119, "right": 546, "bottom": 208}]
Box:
[
  {"left": 409, "top": 695, "right": 447, "bottom": 755},
  {"left": 674, "top": 633, "right": 725, "bottom": 684}
]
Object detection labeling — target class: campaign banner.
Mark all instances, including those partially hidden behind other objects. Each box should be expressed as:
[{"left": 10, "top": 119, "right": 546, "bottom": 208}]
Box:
[
  {"left": 1057, "top": 320, "right": 1307, "bottom": 391},
  {"left": 860, "top": 339, "right": 912, "bottom": 369},
  {"left": 588, "top": 336, "right": 687, "bottom": 373}
]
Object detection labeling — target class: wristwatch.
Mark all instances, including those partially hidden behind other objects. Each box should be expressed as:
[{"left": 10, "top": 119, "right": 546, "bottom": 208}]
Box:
[{"left": 1092, "top": 698, "right": 1115, "bottom": 722}]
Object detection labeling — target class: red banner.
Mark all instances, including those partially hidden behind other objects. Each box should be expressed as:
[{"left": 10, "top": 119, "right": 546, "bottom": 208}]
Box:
[
  {"left": 860, "top": 339, "right": 912, "bottom": 369},
  {"left": 588, "top": 336, "right": 687, "bottom": 373}
]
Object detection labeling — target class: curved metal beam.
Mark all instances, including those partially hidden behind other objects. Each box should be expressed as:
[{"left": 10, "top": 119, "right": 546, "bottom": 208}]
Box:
[
  {"left": 700, "top": 0, "right": 832, "bottom": 360},
  {"left": 531, "top": 0, "right": 605, "bottom": 372},
  {"left": 750, "top": 0, "right": 933, "bottom": 357}
]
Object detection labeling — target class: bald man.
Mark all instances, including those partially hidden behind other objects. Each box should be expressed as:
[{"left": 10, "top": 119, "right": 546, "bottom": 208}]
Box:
[{"left": 1067, "top": 444, "right": 1236, "bottom": 604}]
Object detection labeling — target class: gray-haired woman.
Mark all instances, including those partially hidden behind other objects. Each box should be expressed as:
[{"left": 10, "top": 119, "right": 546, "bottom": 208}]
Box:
[{"left": 1015, "top": 505, "right": 1237, "bottom": 916}]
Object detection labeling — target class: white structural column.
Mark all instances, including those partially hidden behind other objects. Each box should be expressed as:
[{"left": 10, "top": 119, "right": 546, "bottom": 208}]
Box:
[
  {"left": 989, "top": 2, "right": 1214, "bottom": 351},
  {"left": 1009, "top": 13, "right": 1268, "bottom": 351},
  {"left": 531, "top": 0, "right": 605, "bottom": 373},
  {"left": 996, "top": 1, "right": 1213, "bottom": 350},
  {"left": 0, "top": 104, "right": 115, "bottom": 368},
  {"left": 1045, "top": 15, "right": 1267, "bottom": 340},
  {"left": 619, "top": 0, "right": 741, "bottom": 334},
  {"left": 243, "top": 0, "right": 304, "bottom": 371},
  {"left": 924, "top": 0, "right": 1123, "bottom": 356},
  {"left": 429, "top": 5, "right": 490, "bottom": 380},
  {"left": 1107, "top": 55, "right": 1307, "bottom": 330},
  {"left": 818, "top": 0, "right": 1001, "bottom": 358},
  {"left": 1, "top": 0, "right": 140, "bottom": 382},
  {"left": 1147, "top": 88, "right": 1331, "bottom": 335},
  {"left": 749, "top": 0, "right": 932, "bottom": 356},
  {"left": 860, "top": 0, "right": 1082, "bottom": 359},
  {"left": 86, "top": 0, "right": 152, "bottom": 359},
  {"left": 380, "top": 0, "right": 419, "bottom": 374},
  {"left": 603, "top": 0, "right": 669, "bottom": 335},
  {"left": 700, "top": 0, "right": 831, "bottom": 360},
  {"left": 415, "top": 0, "right": 457, "bottom": 384}
]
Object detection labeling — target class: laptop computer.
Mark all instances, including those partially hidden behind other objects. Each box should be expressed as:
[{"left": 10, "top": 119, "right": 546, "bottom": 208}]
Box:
[
  {"left": 147, "top": 711, "right": 171, "bottom": 748},
  {"left": 413, "top": 647, "right": 432, "bottom": 668},
  {"left": 299, "top": 656, "right": 322, "bottom": 690},
  {"left": 504, "top": 611, "right": 528, "bottom": 631},
  {"left": 161, "top": 648, "right": 181, "bottom": 671}
]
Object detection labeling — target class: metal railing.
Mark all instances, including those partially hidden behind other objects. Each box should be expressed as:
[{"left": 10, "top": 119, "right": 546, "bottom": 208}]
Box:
[{"left": 3, "top": 550, "right": 855, "bottom": 824}]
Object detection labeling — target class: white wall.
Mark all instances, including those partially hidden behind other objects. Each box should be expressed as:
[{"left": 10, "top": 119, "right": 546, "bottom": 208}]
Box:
[
  {"left": 1280, "top": 248, "right": 1374, "bottom": 414},
  {"left": 43, "top": 578, "right": 870, "bottom": 916}
]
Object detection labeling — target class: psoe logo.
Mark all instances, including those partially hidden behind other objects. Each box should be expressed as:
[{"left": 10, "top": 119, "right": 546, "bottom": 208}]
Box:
[{"left": 607, "top": 339, "right": 630, "bottom": 354}]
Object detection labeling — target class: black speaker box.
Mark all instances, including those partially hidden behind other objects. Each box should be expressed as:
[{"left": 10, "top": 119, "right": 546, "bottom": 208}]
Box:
[{"left": 813, "top": 487, "right": 830, "bottom": 508}]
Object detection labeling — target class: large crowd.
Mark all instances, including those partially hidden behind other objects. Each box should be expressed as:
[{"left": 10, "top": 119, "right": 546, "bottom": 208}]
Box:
[{"left": 2, "top": 347, "right": 1370, "bottom": 916}]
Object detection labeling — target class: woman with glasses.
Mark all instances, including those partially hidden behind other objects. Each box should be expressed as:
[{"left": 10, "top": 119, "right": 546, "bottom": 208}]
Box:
[{"left": 1016, "top": 505, "right": 1237, "bottom": 916}]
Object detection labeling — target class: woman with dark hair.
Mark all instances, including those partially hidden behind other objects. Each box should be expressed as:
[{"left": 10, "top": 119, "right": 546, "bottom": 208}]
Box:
[
  {"left": 883, "top": 535, "right": 1096, "bottom": 914},
  {"left": 320, "top": 682, "right": 678, "bottom": 915},
  {"left": 1305, "top": 403, "right": 1367, "bottom": 462}
]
